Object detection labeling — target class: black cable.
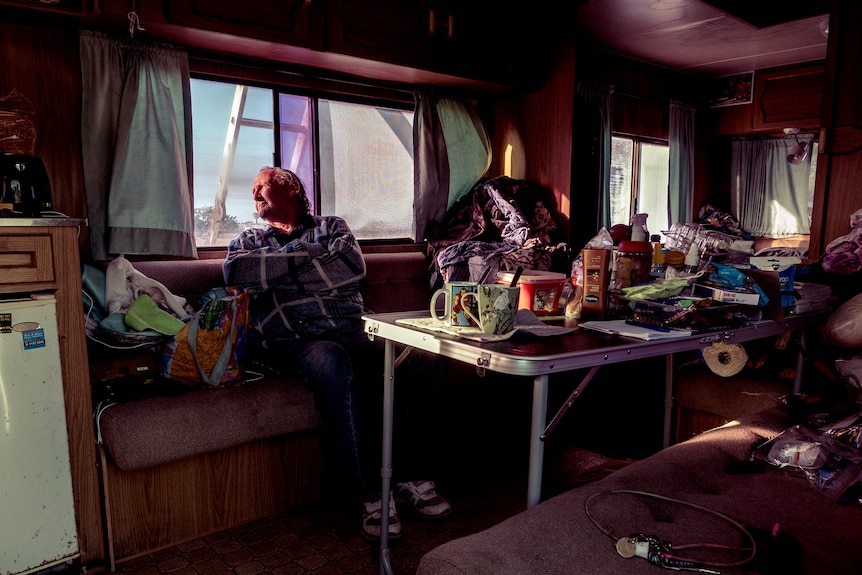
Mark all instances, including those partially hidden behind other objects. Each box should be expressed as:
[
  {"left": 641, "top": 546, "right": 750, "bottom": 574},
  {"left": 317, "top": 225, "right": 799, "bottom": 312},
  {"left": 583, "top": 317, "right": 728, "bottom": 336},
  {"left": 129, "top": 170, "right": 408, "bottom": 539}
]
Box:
[{"left": 584, "top": 489, "right": 771, "bottom": 568}]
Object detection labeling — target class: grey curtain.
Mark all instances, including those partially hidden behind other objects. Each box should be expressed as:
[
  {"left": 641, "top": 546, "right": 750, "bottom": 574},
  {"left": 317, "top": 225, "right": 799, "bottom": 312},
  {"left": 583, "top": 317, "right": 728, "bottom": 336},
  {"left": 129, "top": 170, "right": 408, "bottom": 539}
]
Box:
[
  {"left": 413, "top": 93, "right": 491, "bottom": 242},
  {"left": 80, "top": 30, "right": 196, "bottom": 261},
  {"left": 730, "top": 135, "right": 814, "bottom": 238},
  {"left": 668, "top": 100, "right": 696, "bottom": 225},
  {"left": 575, "top": 81, "right": 613, "bottom": 230}
]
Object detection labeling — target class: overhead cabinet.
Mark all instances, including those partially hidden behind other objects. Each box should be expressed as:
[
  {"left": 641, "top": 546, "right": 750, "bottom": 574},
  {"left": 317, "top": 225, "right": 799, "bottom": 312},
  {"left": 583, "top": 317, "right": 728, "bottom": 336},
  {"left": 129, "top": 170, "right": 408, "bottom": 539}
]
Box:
[
  {"left": 753, "top": 64, "right": 824, "bottom": 131},
  {"left": 165, "top": 0, "right": 324, "bottom": 50},
  {"left": 326, "top": 0, "right": 433, "bottom": 70},
  {"left": 154, "top": 0, "right": 544, "bottom": 88},
  {"left": 0, "top": 0, "right": 87, "bottom": 16}
]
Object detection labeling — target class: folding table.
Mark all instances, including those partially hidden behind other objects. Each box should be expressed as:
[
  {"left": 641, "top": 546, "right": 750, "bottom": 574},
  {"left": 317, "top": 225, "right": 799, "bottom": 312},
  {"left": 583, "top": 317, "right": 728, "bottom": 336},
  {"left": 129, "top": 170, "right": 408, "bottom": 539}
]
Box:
[{"left": 362, "top": 310, "right": 824, "bottom": 575}]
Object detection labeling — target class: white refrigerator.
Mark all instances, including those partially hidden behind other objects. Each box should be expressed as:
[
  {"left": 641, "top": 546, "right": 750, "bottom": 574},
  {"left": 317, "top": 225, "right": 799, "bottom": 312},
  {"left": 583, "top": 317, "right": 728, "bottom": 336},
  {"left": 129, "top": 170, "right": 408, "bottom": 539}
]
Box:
[{"left": 0, "top": 296, "right": 79, "bottom": 575}]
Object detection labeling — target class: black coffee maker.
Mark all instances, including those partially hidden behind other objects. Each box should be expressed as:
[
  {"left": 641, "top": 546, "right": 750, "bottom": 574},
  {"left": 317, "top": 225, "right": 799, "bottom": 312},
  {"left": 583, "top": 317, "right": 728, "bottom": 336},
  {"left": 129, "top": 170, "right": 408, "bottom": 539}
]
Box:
[{"left": 0, "top": 153, "right": 53, "bottom": 217}]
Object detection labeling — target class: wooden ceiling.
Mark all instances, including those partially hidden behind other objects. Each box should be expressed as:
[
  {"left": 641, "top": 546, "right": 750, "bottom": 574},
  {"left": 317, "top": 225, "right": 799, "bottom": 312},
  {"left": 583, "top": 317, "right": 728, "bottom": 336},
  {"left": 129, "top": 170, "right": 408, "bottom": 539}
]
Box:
[{"left": 576, "top": 0, "right": 831, "bottom": 77}]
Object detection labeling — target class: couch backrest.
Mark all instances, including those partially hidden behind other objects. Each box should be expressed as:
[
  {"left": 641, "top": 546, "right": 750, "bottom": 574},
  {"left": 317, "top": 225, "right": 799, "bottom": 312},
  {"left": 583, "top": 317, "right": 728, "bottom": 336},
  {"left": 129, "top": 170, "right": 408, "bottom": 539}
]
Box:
[{"left": 129, "top": 250, "right": 431, "bottom": 314}]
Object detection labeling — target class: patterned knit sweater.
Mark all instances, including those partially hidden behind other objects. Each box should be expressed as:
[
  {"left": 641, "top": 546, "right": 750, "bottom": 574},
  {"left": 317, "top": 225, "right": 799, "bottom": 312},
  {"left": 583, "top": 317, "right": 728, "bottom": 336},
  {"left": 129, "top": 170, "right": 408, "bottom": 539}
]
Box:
[{"left": 223, "top": 215, "right": 366, "bottom": 346}]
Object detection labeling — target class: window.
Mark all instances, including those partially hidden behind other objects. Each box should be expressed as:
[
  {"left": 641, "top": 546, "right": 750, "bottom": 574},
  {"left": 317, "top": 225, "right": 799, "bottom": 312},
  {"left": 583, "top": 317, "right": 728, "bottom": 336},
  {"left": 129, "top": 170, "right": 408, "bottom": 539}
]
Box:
[
  {"left": 190, "top": 78, "right": 415, "bottom": 247},
  {"left": 610, "top": 135, "right": 669, "bottom": 241}
]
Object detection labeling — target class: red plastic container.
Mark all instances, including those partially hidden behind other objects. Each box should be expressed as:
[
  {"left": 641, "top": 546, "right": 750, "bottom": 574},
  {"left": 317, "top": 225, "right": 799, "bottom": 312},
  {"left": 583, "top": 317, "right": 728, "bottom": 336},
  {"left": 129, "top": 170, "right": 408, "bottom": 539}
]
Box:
[{"left": 496, "top": 270, "right": 567, "bottom": 315}]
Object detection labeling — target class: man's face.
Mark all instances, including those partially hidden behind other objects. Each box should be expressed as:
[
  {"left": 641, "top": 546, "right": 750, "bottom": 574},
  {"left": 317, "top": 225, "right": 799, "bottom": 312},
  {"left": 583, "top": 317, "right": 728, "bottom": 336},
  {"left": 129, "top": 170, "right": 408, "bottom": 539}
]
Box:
[{"left": 252, "top": 169, "right": 300, "bottom": 226}]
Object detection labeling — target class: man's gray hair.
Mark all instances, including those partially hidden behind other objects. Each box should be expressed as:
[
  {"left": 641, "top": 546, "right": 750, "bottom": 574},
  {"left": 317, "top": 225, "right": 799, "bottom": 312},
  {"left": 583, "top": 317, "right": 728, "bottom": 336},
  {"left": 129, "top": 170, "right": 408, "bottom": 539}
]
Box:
[{"left": 262, "top": 166, "right": 311, "bottom": 216}]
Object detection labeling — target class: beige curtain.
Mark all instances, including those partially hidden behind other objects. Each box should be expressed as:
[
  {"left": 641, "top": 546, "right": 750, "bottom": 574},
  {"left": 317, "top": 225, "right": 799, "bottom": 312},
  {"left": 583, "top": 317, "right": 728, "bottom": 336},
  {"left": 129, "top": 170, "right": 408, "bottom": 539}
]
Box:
[
  {"left": 80, "top": 30, "right": 196, "bottom": 260},
  {"left": 730, "top": 135, "right": 814, "bottom": 237}
]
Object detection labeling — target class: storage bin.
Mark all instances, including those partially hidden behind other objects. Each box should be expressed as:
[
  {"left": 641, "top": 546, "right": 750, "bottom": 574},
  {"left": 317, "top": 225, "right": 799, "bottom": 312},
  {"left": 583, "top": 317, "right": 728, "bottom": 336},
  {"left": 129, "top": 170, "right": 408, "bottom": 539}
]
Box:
[{"left": 497, "top": 270, "right": 566, "bottom": 316}]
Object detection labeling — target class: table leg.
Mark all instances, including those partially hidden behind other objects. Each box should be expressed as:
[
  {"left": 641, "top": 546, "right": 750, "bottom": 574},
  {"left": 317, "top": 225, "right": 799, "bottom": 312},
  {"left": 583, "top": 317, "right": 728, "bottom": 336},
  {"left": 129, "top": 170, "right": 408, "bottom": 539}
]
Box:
[
  {"left": 793, "top": 330, "right": 806, "bottom": 394},
  {"left": 663, "top": 353, "right": 674, "bottom": 449},
  {"left": 527, "top": 374, "right": 549, "bottom": 508},
  {"left": 380, "top": 339, "right": 395, "bottom": 575}
]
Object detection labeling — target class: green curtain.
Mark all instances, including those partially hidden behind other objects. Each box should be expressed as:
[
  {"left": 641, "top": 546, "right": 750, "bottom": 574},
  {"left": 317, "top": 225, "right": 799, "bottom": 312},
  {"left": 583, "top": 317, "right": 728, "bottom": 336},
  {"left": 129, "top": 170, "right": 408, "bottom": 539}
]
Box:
[
  {"left": 413, "top": 93, "right": 491, "bottom": 242},
  {"left": 574, "top": 80, "right": 613, "bottom": 231},
  {"left": 80, "top": 30, "right": 196, "bottom": 260},
  {"left": 730, "top": 135, "right": 814, "bottom": 237},
  {"left": 668, "top": 100, "right": 696, "bottom": 226}
]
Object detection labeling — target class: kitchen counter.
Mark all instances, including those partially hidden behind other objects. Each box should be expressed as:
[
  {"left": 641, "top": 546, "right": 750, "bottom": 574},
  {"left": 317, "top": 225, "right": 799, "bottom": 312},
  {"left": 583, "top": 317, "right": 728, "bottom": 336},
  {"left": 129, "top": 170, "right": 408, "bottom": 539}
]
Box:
[{"left": 0, "top": 217, "right": 87, "bottom": 226}]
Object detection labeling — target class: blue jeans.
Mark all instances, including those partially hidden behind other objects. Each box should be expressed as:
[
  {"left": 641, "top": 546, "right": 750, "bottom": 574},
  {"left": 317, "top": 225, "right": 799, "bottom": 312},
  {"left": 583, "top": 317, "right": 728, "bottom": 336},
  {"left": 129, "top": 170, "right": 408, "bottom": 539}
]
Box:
[{"left": 255, "top": 328, "right": 443, "bottom": 503}]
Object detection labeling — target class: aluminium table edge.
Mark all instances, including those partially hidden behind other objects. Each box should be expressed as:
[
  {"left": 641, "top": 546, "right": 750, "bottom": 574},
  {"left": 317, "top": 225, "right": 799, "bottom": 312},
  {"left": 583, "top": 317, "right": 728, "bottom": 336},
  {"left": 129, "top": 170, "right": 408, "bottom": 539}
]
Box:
[{"left": 362, "top": 311, "right": 826, "bottom": 377}]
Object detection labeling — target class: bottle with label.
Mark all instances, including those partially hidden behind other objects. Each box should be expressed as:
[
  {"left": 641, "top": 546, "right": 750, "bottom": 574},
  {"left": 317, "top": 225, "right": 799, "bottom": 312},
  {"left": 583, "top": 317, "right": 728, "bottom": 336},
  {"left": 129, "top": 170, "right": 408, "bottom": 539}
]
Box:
[
  {"left": 683, "top": 242, "right": 700, "bottom": 274},
  {"left": 649, "top": 234, "right": 665, "bottom": 279},
  {"left": 564, "top": 274, "right": 584, "bottom": 319},
  {"left": 581, "top": 248, "right": 610, "bottom": 316}
]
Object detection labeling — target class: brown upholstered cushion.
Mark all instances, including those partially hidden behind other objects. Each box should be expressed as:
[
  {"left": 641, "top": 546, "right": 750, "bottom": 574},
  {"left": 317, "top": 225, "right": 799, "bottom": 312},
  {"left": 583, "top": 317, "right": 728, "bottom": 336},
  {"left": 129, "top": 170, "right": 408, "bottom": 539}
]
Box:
[
  {"left": 361, "top": 251, "right": 432, "bottom": 314},
  {"left": 417, "top": 409, "right": 862, "bottom": 575},
  {"left": 675, "top": 362, "right": 791, "bottom": 421},
  {"left": 131, "top": 251, "right": 432, "bottom": 313},
  {"left": 98, "top": 251, "right": 430, "bottom": 471},
  {"left": 98, "top": 377, "right": 322, "bottom": 471},
  {"left": 132, "top": 259, "right": 226, "bottom": 308}
]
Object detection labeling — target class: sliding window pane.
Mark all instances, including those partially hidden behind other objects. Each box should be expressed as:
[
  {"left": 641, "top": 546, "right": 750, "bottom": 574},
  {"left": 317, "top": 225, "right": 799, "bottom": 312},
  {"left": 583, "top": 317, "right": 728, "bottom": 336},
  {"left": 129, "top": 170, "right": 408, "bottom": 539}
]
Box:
[
  {"left": 191, "top": 79, "right": 274, "bottom": 245},
  {"left": 278, "top": 93, "right": 315, "bottom": 214},
  {"left": 318, "top": 99, "right": 414, "bottom": 240}
]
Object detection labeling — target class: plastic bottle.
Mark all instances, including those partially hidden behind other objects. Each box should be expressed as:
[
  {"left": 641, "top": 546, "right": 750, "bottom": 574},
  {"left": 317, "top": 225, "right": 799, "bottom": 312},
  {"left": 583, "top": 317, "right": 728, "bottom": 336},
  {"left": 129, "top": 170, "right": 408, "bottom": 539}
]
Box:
[
  {"left": 682, "top": 243, "right": 700, "bottom": 274},
  {"left": 564, "top": 274, "right": 584, "bottom": 319},
  {"left": 630, "top": 213, "right": 648, "bottom": 242},
  {"left": 649, "top": 234, "right": 665, "bottom": 279}
]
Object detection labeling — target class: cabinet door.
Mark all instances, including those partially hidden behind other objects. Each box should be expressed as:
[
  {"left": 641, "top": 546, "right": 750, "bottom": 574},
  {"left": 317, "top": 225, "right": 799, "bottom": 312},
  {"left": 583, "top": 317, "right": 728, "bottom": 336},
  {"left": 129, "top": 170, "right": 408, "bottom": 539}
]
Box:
[
  {"left": 437, "top": 3, "right": 555, "bottom": 87},
  {"left": 809, "top": 0, "right": 862, "bottom": 261},
  {"left": 0, "top": 0, "right": 86, "bottom": 16},
  {"left": 326, "top": 0, "right": 431, "bottom": 68},
  {"left": 167, "top": 0, "right": 323, "bottom": 50},
  {"left": 753, "top": 65, "right": 824, "bottom": 131}
]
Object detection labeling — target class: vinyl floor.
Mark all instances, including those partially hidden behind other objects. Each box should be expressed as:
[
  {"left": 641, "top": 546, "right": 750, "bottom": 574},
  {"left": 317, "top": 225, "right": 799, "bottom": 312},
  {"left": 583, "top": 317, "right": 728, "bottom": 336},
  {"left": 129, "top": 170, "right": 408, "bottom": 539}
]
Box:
[{"left": 109, "top": 444, "right": 627, "bottom": 575}]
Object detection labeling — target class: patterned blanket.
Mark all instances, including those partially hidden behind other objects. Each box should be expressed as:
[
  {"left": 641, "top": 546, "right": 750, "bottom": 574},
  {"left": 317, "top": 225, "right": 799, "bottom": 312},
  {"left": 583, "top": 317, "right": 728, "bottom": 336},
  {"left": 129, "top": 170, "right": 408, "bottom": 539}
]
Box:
[{"left": 426, "top": 176, "right": 568, "bottom": 288}]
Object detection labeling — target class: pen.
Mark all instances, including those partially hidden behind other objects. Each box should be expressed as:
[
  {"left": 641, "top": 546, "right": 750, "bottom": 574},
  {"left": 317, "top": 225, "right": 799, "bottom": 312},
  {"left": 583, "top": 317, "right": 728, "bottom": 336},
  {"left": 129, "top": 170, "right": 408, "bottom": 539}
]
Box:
[{"left": 625, "top": 318, "right": 671, "bottom": 332}]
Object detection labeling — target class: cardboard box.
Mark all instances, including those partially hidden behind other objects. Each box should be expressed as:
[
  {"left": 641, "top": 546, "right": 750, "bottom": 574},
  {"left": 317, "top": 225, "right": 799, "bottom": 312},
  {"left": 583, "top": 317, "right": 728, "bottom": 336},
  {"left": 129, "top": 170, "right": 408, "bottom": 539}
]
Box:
[
  {"left": 693, "top": 283, "right": 762, "bottom": 305},
  {"left": 749, "top": 256, "right": 801, "bottom": 308}
]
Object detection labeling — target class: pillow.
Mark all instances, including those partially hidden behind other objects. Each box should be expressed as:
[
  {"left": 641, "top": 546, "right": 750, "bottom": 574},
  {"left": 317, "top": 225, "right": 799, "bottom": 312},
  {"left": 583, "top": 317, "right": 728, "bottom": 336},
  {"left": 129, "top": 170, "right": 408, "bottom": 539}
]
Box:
[{"left": 824, "top": 291, "right": 862, "bottom": 348}]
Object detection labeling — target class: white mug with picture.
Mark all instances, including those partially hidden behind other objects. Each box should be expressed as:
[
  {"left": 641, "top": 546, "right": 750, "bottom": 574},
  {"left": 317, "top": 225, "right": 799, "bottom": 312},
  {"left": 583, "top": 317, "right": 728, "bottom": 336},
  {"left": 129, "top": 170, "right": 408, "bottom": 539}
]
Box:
[{"left": 461, "top": 285, "right": 520, "bottom": 335}]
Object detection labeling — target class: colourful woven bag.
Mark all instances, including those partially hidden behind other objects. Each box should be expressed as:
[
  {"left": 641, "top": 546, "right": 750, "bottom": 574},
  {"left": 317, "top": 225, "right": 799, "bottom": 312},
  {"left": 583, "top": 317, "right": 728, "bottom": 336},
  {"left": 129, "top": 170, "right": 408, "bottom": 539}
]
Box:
[{"left": 160, "top": 287, "right": 249, "bottom": 387}]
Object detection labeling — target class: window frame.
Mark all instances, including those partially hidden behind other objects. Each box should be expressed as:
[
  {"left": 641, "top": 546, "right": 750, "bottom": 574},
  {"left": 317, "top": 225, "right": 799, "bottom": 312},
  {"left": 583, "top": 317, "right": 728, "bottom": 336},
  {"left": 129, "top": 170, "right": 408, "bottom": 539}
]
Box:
[{"left": 188, "top": 57, "right": 418, "bottom": 253}]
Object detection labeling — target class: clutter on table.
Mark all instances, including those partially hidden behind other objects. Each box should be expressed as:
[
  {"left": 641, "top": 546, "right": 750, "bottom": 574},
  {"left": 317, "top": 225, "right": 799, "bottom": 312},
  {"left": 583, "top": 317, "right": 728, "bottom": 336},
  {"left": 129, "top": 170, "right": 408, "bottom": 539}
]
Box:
[{"left": 564, "top": 215, "right": 831, "bottom": 333}]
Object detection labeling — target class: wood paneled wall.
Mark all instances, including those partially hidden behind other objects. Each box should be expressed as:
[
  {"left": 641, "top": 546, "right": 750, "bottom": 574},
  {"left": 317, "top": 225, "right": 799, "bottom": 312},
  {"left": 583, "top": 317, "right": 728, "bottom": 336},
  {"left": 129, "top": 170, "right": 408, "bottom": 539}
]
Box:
[
  {"left": 0, "top": 20, "right": 86, "bottom": 219},
  {"left": 0, "top": 19, "right": 90, "bottom": 261},
  {"left": 491, "top": 34, "right": 576, "bottom": 243}
]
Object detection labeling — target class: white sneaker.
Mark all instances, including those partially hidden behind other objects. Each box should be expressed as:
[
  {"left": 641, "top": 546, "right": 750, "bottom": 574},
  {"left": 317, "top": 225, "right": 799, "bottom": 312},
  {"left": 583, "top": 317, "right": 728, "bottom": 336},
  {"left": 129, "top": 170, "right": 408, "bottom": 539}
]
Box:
[
  {"left": 361, "top": 492, "right": 401, "bottom": 540},
  {"left": 394, "top": 480, "right": 452, "bottom": 519}
]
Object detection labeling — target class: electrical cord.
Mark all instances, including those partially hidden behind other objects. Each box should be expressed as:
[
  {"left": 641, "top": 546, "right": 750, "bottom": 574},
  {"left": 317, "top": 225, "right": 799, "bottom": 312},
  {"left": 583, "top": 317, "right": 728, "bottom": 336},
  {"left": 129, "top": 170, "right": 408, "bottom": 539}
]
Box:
[
  {"left": 584, "top": 489, "right": 777, "bottom": 569},
  {"left": 83, "top": 289, "right": 156, "bottom": 350}
]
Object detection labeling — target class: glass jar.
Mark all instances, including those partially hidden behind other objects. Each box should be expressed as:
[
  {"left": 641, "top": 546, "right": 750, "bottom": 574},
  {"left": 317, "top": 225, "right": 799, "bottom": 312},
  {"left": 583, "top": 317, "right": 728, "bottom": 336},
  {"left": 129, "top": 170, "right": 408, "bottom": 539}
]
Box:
[{"left": 617, "top": 240, "right": 653, "bottom": 286}]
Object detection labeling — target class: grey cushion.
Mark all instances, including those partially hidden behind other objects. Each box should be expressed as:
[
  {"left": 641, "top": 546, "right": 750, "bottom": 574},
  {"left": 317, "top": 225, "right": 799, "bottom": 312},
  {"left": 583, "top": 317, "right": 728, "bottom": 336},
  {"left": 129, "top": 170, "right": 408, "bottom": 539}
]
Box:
[
  {"left": 98, "top": 378, "right": 322, "bottom": 471},
  {"left": 417, "top": 409, "right": 862, "bottom": 575}
]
